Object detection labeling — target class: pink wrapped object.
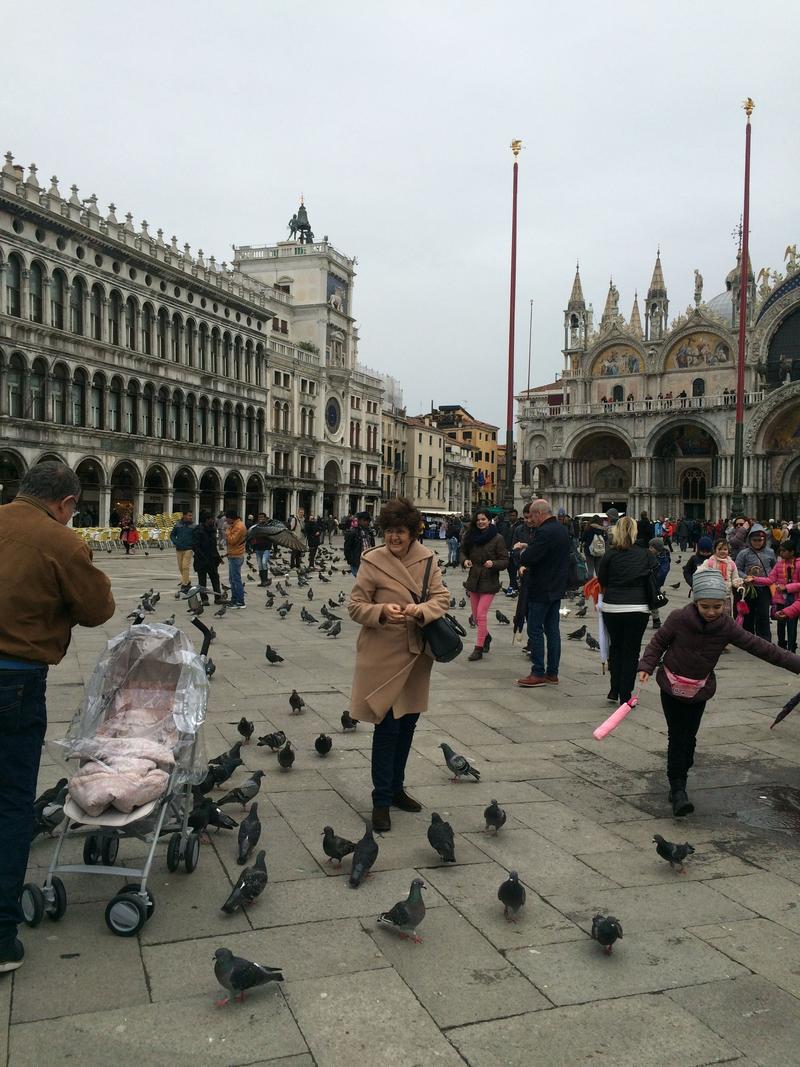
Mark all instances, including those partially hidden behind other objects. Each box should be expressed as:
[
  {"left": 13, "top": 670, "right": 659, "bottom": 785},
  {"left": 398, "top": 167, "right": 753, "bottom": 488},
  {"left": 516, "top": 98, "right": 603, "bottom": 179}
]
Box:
[{"left": 593, "top": 696, "right": 638, "bottom": 740}]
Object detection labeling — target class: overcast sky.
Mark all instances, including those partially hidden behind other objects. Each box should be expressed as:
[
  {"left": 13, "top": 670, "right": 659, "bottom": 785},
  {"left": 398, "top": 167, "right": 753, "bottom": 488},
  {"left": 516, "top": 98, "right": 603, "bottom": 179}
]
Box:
[{"left": 5, "top": 1, "right": 799, "bottom": 428}]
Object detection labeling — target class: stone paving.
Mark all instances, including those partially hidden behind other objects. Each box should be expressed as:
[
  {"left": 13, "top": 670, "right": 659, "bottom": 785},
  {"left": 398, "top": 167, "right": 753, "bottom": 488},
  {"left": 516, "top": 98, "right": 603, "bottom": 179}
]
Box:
[{"left": 5, "top": 539, "right": 800, "bottom": 1066}]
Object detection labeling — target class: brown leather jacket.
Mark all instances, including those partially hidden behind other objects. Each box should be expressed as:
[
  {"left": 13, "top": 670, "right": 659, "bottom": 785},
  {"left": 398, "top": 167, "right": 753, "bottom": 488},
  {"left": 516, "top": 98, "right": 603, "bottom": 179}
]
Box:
[
  {"left": 460, "top": 532, "right": 509, "bottom": 594},
  {"left": 0, "top": 496, "right": 115, "bottom": 664}
]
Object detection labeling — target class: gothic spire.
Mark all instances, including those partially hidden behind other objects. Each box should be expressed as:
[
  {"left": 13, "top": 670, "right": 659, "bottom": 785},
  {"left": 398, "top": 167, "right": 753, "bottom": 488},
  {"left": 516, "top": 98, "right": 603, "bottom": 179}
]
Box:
[
  {"left": 601, "top": 278, "right": 620, "bottom": 326},
  {"left": 648, "top": 248, "right": 667, "bottom": 298},
  {"left": 567, "top": 263, "right": 585, "bottom": 309},
  {"left": 629, "top": 292, "right": 643, "bottom": 337}
]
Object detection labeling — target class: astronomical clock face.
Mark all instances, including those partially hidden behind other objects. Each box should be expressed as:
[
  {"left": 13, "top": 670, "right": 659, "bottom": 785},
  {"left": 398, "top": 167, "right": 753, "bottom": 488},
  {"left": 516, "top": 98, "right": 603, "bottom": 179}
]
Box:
[{"left": 325, "top": 397, "right": 341, "bottom": 433}]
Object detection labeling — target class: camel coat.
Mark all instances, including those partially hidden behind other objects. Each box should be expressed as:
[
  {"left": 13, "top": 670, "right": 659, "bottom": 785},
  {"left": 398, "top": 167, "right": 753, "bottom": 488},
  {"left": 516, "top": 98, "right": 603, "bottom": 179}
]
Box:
[{"left": 348, "top": 541, "right": 451, "bottom": 723}]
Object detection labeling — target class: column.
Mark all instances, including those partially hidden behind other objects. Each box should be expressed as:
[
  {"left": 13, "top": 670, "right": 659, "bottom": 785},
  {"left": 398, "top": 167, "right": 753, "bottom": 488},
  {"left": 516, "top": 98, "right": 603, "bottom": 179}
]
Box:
[
  {"left": 20, "top": 270, "right": 30, "bottom": 323},
  {"left": 0, "top": 263, "right": 6, "bottom": 315},
  {"left": 135, "top": 486, "right": 145, "bottom": 520},
  {"left": 166, "top": 488, "right": 174, "bottom": 516},
  {"left": 41, "top": 278, "right": 51, "bottom": 326},
  {"left": 100, "top": 486, "right": 111, "bottom": 527},
  {"left": 0, "top": 363, "right": 6, "bottom": 416}
]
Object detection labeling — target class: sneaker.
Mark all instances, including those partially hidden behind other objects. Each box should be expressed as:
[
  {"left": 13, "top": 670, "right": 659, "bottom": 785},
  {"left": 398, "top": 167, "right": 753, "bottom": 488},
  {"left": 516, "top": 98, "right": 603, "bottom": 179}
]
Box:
[{"left": 0, "top": 938, "right": 24, "bottom": 973}]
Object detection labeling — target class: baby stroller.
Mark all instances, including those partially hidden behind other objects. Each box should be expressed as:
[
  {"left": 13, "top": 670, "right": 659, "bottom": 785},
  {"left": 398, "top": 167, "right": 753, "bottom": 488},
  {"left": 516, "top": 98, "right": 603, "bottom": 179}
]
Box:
[{"left": 22, "top": 623, "right": 209, "bottom": 937}]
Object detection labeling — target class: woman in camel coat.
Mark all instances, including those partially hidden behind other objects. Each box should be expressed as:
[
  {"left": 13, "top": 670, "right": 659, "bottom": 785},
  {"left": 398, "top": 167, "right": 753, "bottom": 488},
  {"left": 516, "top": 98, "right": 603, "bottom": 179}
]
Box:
[{"left": 348, "top": 497, "right": 450, "bottom": 832}]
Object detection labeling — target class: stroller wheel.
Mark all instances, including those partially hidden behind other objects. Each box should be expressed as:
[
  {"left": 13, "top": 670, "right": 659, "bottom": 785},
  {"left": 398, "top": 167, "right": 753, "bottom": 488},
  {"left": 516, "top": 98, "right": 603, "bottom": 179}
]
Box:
[
  {"left": 83, "top": 835, "right": 101, "bottom": 865},
  {"left": 101, "top": 835, "right": 120, "bottom": 866},
  {"left": 105, "top": 893, "right": 147, "bottom": 937},
  {"left": 166, "top": 832, "right": 182, "bottom": 872},
  {"left": 119, "top": 884, "right": 156, "bottom": 920},
  {"left": 21, "top": 883, "right": 45, "bottom": 927},
  {"left": 184, "top": 831, "right": 200, "bottom": 873},
  {"left": 45, "top": 876, "right": 67, "bottom": 922}
]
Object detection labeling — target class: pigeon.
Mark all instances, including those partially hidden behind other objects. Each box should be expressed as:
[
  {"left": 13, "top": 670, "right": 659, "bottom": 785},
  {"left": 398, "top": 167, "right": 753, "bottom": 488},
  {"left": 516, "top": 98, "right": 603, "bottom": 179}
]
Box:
[
  {"left": 307, "top": 588, "right": 314, "bottom": 601},
  {"left": 237, "top": 803, "right": 262, "bottom": 864},
  {"left": 653, "top": 834, "right": 695, "bottom": 873},
  {"left": 483, "top": 799, "right": 507, "bottom": 834},
  {"left": 150, "top": 591, "right": 161, "bottom": 606},
  {"left": 198, "top": 753, "right": 243, "bottom": 793},
  {"left": 427, "top": 812, "right": 456, "bottom": 863},
  {"left": 575, "top": 605, "right": 588, "bottom": 618},
  {"left": 440, "top": 742, "right": 480, "bottom": 782},
  {"left": 126, "top": 605, "right": 144, "bottom": 620},
  {"left": 327, "top": 621, "right": 341, "bottom": 638},
  {"left": 338, "top": 590, "right": 346, "bottom": 603},
  {"left": 246, "top": 574, "right": 255, "bottom": 583},
  {"left": 670, "top": 582, "right": 681, "bottom": 589},
  {"left": 31, "top": 778, "right": 68, "bottom": 840},
  {"left": 468, "top": 614, "right": 476, "bottom": 628},
  {"left": 276, "top": 582, "right": 287, "bottom": 597},
  {"left": 214, "top": 604, "right": 227, "bottom": 618},
  {"left": 233, "top": 718, "right": 254, "bottom": 744},
  {"left": 221, "top": 850, "right": 268, "bottom": 913},
  {"left": 498, "top": 871, "right": 526, "bottom": 921},
  {"left": 162, "top": 613, "right": 175, "bottom": 626},
  {"left": 265, "top": 594, "right": 274, "bottom": 609},
  {"left": 458, "top": 597, "right": 467, "bottom": 609},
  {"left": 586, "top": 632, "right": 601, "bottom": 650},
  {"left": 213, "top": 947, "right": 283, "bottom": 1006},
  {"left": 265, "top": 645, "right": 283, "bottom": 664},
  {"left": 188, "top": 798, "right": 214, "bottom": 838},
  {"left": 322, "top": 825, "right": 356, "bottom": 865},
  {"left": 277, "top": 607, "right": 289, "bottom": 620},
  {"left": 301, "top": 609, "right": 318, "bottom": 625},
  {"left": 319, "top": 618, "right": 333, "bottom": 632},
  {"left": 205, "top": 658, "right": 216, "bottom": 678},
  {"left": 591, "top": 914, "right": 623, "bottom": 954},
  {"left": 206, "top": 801, "right": 238, "bottom": 832},
  {"left": 326, "top": 611, "right": 342, "bottom": 622},
  {"left": 495, "top": 610, "right": 511, "bottom": 625},
  {"left": 277, "top": 741, "right": 295, "bottom": 770},
  {"left": 327, "top": 598, "right": 338, "bottom": 609},
  {"left": 449, "top": 597, "right": 456, "bottom": 608},
  {"left": 257, "top": 730, "right": 286, "bottom": 751},
  {"left": 349, "top": 823, "right": 379, "bottom": 888},
  {"left": 376, "top": 878, "right": 427, "bottom": 943},
  {"left": 289, "top": 690, "right": 305, "bottom": 715},
  {"left": 567, "top": 624, "right": 587, "bottom": 640},
  {"left": 341, "top": 710, "right": 358, "bottom": 732},
  {"left": 319, "top": 572, "right": 331, "bottom": 583},
  {"left": 314, "top": 733, "right": 333, "bottom": 757},
  {"left": 127, "top": 609, "right": 145, "bottom": 625},
  {"left": 217, "top": 770, "right": 265, "bottom": 808}
]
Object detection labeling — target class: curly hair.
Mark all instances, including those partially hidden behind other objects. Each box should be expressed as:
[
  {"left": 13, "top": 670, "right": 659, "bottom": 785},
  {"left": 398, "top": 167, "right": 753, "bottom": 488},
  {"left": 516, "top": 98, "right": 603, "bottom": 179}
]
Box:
[{"left": 378, "top": 497, "right": 423, "bottom": 536}]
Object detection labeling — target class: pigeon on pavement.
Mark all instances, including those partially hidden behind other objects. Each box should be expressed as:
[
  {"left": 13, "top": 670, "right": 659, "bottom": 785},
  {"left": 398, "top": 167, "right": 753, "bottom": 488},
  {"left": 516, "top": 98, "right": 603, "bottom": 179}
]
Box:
[
  {"left": 214, "top": 604, "right": 227, "bottom": 618},
  {"left": 217, "top": 770, "right": 265, "bottom": 809},
  {"left": 483, "top": 799, "right": 507, "bottom": 834},
  {"left": 265, "top": 645, "right": 283, "bottom": 664},
  {"left": 237, "top": 803, "right": 261, "bottom": 864},
  {"left": 198, "top": 752, "right": 243, "bottom": 794},
  {"left": 327, "top": 621, "right": 342, "bottom": 638},
  {"left": 322, "top": 826, "right": 356, "bottom": 865},
  {"left": 376, "top": 878, "right": 427, "bottom": 943},
  {"left": 221, "top": 851, "right": 268, "bottom": 913},
  {"left": 307, "top": 588, "right": 314, "bottom": 601},
  {"left": 653, "top": 834, "right": 695, "bottom": 873},
  {"left": 341, "top": 710, "right": 358, "bottom": 732},
  {"left": 277, "top": 741, "right": 295, "bottom": 770},
  {"left": 257, "top": 730, "right": 286, "bottom": 751},
  {"left": 498, "top": 871, "right": 526, "bottom": 921},
  {"left": 574, "top": 605, "right": 588, "bottom": 618},
  {"left": 205, "top": 800, "right": 238, "bottom": 832},
  {"left": 213, "top": 947, "right": 283, "bottom": 1006},
  {"left": 670, "top": 582, "right": 681, "bottom": 589},
  {"left": 440, "top": 742, "right": 480, "bottom": 782},
  {"left": 234, "top": 718, "right": 255, "bottom": 744},
  {"left": 349, "top": 823, "right": 379, "bottom": 888},
  {"left": 586, "top": 632, "right": 601, "bottom": 650},
  {"left": 591, "top": 914, "right": 623, "bottom": 954},
  {"left": 319, "top": 618, "right": 333, "bottom": 632},
  {"left": 314, "top": 733, "right": 332, "bottom": 757},
  {"left": 495, "top": 610, "right": 511, "bottom": 625},
  {"left": 427, "top": 812, "right": 456, "bottom": 862},
  {"left": 209, "top": 741, "right": 243, "bottom": 766},
  {"left": 567, "top": 625, "right": 587, "bottom": 640},
  {"left": 289, "top": 690, "right": 305, "bottom": 714}
]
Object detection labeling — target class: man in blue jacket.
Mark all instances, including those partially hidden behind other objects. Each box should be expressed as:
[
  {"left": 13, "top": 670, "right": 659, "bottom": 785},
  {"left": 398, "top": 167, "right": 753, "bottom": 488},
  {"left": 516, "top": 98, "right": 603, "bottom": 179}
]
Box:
[
  {"left": 170, "top": 511, "right": 196, "bottom": 592},
  {"left": 516, "top": 499, "right": 571, "bottom": 687}
]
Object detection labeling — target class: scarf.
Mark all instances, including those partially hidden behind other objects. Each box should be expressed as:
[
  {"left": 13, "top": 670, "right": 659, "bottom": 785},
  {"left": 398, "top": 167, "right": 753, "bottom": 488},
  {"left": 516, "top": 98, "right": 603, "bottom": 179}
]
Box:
[{"left": 465, "top": 525, "right": 497, "bottom": 549}]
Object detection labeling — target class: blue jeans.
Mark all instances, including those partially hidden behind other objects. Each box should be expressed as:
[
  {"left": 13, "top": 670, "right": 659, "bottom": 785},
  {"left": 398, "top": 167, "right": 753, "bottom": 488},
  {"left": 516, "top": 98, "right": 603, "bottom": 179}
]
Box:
[
  {"left": 228, "top": 556, "right": 245, "bottom": 605},
  {"left": 447, "top": 537, "right": 460, "bottom": 565},
  {"left": 526, "top": 599, "right": 561, "bottom": 678},
  {"left": 253, "top": 548, "right": 270, "bottom": 573},
  {"left": 0, "top": 666, "right": 47, "bottom": 946},
  {"left": 371, "top": 710, "right": 420, "bottom": 807}
]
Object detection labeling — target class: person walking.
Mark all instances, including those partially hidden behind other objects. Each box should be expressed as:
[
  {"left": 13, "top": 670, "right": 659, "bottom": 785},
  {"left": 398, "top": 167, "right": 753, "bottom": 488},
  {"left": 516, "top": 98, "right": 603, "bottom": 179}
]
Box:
[
  {"left": 648, "top": 536, "right": 671, "bottom": 628},
  {"left": 303, "top": 514, "right": 324, "bottom": 570},
  {"left": 193, "top": 510, "right": 224, "bottom": 603},
  {"left": 581, "top": 514, "right": 607, "bottom": 579},
  {"left": 445, "top": 516, "right": 462, "bottom": 566},
  {"left": 348, "top": 498, "right": 450, "bottom": 831},
  {"left": 637, "top": 511, "right": 654, "bottom": 545},
  {"left": 596, "top": 516, "right": 656, "bottom": 705},
  {"left": 516, "top": 499, "right": 571, "bottom": 686},
  {"left": 640, "top": 569, "right": 800, "bottom": 816},
  {"left": 676, "top": 517, "right": 690, "bottom": 552},
  {"left": 0, "top": 462, "right": 114, "bottom": 970},
  {"left": 170, "top": 511, "right": 196, "bottom": 592},
  {"left": 682, "top": 536, "right": 714, "bottom": 588},
  {"left": 224, "top": 510, "right": 247, "bottom": 608},
  {"left": 246, "top": 512, "right": 272, "bottom": 587},
  {"left": 344, "top": 511, "right": 374, "bottom": 576},
  {"left": 749, "top": 540, "right": 800, "bottom": 651},
  {"left": 460, "top": 510, "right": 509, "bottom": 662},
  {"left": 119, "top": 514, "right": 139, "bottom": 555},
  {"left": 734, "top": 524, "right": 775, "bottom": 640}
]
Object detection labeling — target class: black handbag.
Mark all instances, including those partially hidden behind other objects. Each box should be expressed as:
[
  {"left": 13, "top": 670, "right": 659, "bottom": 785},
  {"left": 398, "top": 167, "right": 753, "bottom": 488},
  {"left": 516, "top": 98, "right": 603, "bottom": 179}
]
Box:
[
  {"left": 414, "top": 557, "right": 465, "bottom": 662},
  {"left": 646, "top": 570, "right": 669, "bottom": 611}
]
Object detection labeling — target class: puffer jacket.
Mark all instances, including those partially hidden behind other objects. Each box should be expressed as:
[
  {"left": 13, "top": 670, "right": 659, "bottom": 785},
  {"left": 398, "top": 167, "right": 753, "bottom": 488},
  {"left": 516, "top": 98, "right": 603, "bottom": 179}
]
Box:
[
  {"left": 596, "top": 544, "right": 656, "bottom": 605},
  {"left": 460, "top": 532, "right": 509, "bottom": 594},
  {"left": 735, "top": 524, "right": 776, "bottom": 576},
  {"left": 639, "top": 602, "right": 800, "bottom": 702}
]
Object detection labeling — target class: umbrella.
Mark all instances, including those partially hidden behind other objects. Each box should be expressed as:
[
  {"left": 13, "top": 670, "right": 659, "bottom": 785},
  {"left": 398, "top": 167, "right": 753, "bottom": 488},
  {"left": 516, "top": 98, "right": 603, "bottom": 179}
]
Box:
[
  {"left": 770, "top": 690, "right": 800, "bottom": 730},
  {"left": 594, "top": 694, "right": 639, "bottom": 740},
  {"left": 254, "top": 521, "right": 307, "bottom": 552},
  {"left": 597, "top": 594, "right": 609, "bottom": 673}
]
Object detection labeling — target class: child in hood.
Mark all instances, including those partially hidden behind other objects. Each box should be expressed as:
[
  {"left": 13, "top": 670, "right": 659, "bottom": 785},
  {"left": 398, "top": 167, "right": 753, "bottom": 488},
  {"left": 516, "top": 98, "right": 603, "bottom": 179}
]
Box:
[
  {"left": 682, "top": 536, "right": 713, "bottom": 589},
  {"left": 639, "top": 569, "right": 800, "bottom": 817}
]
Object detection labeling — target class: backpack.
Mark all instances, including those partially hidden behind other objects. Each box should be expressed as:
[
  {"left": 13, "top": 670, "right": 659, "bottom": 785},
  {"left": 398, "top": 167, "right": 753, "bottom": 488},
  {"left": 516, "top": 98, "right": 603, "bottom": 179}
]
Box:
[{"left": 589, "top": 533, "right": 606, "bottom": 557}]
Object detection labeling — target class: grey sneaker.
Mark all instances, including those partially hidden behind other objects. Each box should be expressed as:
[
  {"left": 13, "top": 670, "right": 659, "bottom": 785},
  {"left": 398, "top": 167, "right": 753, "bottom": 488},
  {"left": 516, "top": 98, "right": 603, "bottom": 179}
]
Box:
[{"left": 0, "top": 938, "right": 24, "bottom": 973}]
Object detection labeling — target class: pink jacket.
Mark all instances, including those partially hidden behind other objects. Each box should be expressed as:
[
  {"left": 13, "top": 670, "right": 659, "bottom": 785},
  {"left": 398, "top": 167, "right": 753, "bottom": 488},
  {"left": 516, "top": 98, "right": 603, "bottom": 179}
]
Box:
[{"left": 752, "top": 559, "right": 800, "bottom": 606}]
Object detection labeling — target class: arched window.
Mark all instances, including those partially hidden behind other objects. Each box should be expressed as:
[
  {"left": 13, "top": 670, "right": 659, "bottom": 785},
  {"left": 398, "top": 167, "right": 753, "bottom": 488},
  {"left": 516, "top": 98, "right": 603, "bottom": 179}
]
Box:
[
  {"left": 222, "top": 333, "right": 231, "bottom": 377},
  {"left": 272, "top": 401, "right": 281, "bottom": 431},
  {"left": 108, "top": 291, "right": 122, "bottom": 346},
  {"left": 125, "top": 297, "right": 137, "bottom": 350},
  {"left": 282, "top": 402, "right": 290, "bottom": 432},
  {"left": 682, "top": 467, "right": 707, "bottom": 502},
  {"left": 71, "top": 369, "right": 87, "bottom": 427},
  {"left": 124, "top": 381, "right": 138, "bottom": 434},
  {"left": 186, "top": 319, "right": 195, "bottom": 367},
  {"left": 51, "top": 365, "right": 68, "bottom": 423},
  {"left": 108, "top": 378, "right": 122, "bottom": 432},
  {"left": 6, "top": 254, "right": 22, "bottom": 316},
  {"left": 186, "top": 395, "right": 196, "bottom": 443},
  {"left": 211, "top": 329, "right": 220, "bottom": 374},
  {"left": 198, "top": 324, "right": 208, "bottom": 370},
  {"left": 171, "top": 392, "right": 181, "bottom": 441},
  {"left": 300, "top": 408, "right": 307, "bottom": 436},
  {"left": 142, "top": 304, "right": 154, "bottom": 355},
  {"left": 308, "top": 408, "right": 315, "bottom": 438},
  {"left": 223, "top": 404, "right": 232, "bottom": 447},
  {"left": 30, "top": 360, "right": 46, "bottom": 420},
  {"left": 611, "top": 384, "right": 624, "bottom": 404},
  {"left": 234, "top": 337, "right": 243, "bottom": 381},
  {"left": 245, "top": 341, "right": 253, "bottom": 384},
  {"left": 156, "top": 388, "right": 169, "bottom": 439},
  {"left": 255, "top": 345, "right": 264, "bottom": 386},
  {"left": 692, "top": 377, "right": 705, "bottom": 398},
  {"left": 234, "top": 405, "right": 244, "bottom": 450},
  {"left": 245, "top": 409, "right": 254, "bottom": 451},
  {"left": 171, "top": 314, "right": 183, "bottom": 362},
  {"left": 90, "top": 374, "right": 105, "bottom": 429},
  {"left": 51, "top": 270, "right": 66, "bottom": 330},
  {"left": 70, "top": 277, "right": 85, "bottom": 335},
  {"left": 7, "top": 354, "right": 24, "bottom": 416},
  {"left": 199, "top": 397, "right": 209, "bottom": 445},
  {"left": 157, "top": 309, "right": 169, "bottom": 358},
  {"left": 29, "top": 261, "right": 44, "bottom": 323},
  {"left": 211, "top": 401, "right": 221, "bottom": 446},
  {"left": 257, "top": 410, "right": 265, "bottom": 452},
  {"left": 90, "top": 284, "right": 103, "bottom": 340},
  {"left": 142, "top": 384, "right": 154, "bottom": 436}
]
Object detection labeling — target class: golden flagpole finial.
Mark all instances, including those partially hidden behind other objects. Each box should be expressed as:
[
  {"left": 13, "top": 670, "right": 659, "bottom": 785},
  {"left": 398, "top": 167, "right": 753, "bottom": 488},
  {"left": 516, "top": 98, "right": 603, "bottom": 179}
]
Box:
[
  {"left": 510, "top": 139, "right": 523, "bottom": 158},
  {"left": 742, "top": 97, "right": 755, "bottom": 119}
]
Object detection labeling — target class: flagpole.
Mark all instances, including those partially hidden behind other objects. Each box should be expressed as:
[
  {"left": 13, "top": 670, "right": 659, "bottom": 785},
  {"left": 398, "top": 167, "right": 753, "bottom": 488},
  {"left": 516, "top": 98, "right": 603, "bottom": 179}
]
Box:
[
  {"left": 731, "top": 98, "right": 754, "bottom": 518},
  {"left": 504, "top": 140, "right": 522, "bottom": 511},
  {"left": 526, "top": 299, "right": 534, "bottom": 394}
]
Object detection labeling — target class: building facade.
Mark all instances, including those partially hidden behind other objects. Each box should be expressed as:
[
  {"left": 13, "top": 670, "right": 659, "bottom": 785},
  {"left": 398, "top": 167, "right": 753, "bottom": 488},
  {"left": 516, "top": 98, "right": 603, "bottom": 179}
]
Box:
[
  {"left": 419, "top": 405, "right": 499, "bottom": 508},
  {"left": 516, "top": 248, "right": 800, "bottom": 520},
  {"left": 0, "top": 151, "right": 382, "bottom": 524}
]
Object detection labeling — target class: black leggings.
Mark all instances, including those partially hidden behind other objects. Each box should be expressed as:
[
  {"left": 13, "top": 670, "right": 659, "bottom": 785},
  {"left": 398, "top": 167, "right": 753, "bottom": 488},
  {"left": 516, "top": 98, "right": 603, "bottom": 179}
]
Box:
[
  {"left": 602, "top": 611, "right": 649, "bottom": 703},
  {"left": 661, "top": 690, "right": 706, "bottom": 783}
]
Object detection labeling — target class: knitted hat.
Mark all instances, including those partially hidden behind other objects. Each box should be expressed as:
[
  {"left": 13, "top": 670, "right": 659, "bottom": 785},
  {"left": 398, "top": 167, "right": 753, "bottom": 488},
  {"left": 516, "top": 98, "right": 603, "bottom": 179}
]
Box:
[
  {"left": 648, "top": 537, "right": 665, "bottom": 552},
  {"left": 697, "top": 536, "right": 713, "bottom": 553},
  {"left": 692, "top": 569, "right": 727, "bottom": 600}
]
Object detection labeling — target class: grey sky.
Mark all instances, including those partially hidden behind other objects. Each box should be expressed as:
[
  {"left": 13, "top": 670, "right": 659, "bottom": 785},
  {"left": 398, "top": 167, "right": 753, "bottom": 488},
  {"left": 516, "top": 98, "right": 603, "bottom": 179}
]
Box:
[{"left": 5, "top": 1, "right": 799, "bottom": 428}]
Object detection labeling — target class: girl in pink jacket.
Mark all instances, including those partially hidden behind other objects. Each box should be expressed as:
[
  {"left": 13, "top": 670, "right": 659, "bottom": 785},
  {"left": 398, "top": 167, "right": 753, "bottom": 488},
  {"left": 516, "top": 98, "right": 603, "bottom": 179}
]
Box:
[{"left": 767, "top": 542, "right": 800, "bottom": 652}]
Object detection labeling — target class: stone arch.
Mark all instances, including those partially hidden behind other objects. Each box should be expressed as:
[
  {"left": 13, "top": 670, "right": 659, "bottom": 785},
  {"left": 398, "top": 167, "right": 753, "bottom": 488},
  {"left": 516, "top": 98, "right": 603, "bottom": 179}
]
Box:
[
  {"left": 765, "top": 306, "right": 800, "bottom": 386},
  {"left": 199, "top": 468, "right": 221, "bottom": 514},
  {"left": 645, "top": 416, "right": 724, "bottom": 458},
  {"left": 223, "top": 471, "right": 244, "bottom": 514},
  {"left": 74, "top": 457, "right": 105, "bottom": 525},
  {"left": 245, "top": 472, "right": 264, "bottom": 518},
  {"left": 0, "top": 448, "right": 27, "bottom": 503},
  {"left": 172, "top": 466, "right": 197, "bottom": 516},
  {"left": 37, "top": 451, "right": 68, "bottom": 466},
  {"left": 143, "top": 463, "right": 169, "bottom": 515},
  {"left": 566, "top": 425, "right": 635, "bottom": 460},
  {"left": 110, "top": 460, "right": 141, "bottom": 518},
  {"left": 650, "top": 422, "right": 719, "bottom": 517}
]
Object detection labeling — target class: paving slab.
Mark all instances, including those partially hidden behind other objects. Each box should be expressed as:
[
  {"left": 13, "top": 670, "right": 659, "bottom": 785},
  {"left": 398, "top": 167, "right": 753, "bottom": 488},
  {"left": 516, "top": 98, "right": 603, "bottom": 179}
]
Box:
[
  {"left": 532, "top": 776, "right": 651, "bottom": 822},
  {"left": 710, "top": 871, "right": 800, "bottom": 933},
  {"left": 576, "top": 842, "right": 757, "bottom": 886},
  {"left": 689, "top": 917, "right": 800, "bottom": 998},
  {"left": 506, "top": 800, "right": 634, "bottom": 853},
  {"left": 448, "top": 993, "right": 738, "bottom": 1067}
]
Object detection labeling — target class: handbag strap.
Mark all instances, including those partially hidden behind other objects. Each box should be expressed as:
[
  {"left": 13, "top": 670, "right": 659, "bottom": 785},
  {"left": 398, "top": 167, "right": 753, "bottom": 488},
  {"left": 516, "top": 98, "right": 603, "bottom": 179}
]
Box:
[{"left": 417, "top": 556, "right": 433, "bottom": 604}]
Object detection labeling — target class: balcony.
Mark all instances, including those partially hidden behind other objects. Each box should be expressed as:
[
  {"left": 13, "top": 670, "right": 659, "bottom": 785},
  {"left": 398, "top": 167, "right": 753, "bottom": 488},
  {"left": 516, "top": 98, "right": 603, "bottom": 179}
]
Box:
[{"left": 519, "top": 391, "right": 765, "bottom": 420}]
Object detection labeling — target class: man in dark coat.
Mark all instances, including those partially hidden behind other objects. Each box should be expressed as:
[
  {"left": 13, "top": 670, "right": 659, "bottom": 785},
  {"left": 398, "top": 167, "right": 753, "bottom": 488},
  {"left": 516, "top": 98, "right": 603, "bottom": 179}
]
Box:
[
  {"left": 516, "top": 499, "right": 571, "bottom": 687},
  {"left": 344, "top": 512, "right": 375, "bottom": 576},
  {"left": 193, "top": 510, "right": 224, "bottom": 602}
]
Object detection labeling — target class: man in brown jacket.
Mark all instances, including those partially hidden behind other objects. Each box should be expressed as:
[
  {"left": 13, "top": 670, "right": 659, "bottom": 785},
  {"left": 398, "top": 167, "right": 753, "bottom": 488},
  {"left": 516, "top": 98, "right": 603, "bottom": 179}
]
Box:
[
  {"left": 224, "top": 509, "right": 247, "bottom": 608},
  {"left": 0, "top": 462, "right": 114, "bottom": 971}
]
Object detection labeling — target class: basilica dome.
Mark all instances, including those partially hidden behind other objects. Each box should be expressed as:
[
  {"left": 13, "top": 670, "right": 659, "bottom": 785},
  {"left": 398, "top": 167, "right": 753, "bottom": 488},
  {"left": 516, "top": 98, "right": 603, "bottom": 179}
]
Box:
[{"left": 706, "top": 289, "right": 733, "bottom": 325}]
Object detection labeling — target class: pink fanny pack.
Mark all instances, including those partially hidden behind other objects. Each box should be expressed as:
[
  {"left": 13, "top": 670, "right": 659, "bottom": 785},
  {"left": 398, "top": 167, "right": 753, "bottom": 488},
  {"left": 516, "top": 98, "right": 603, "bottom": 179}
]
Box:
[{"left": 662, "top": 667, "right": 708, "bottom": 699}]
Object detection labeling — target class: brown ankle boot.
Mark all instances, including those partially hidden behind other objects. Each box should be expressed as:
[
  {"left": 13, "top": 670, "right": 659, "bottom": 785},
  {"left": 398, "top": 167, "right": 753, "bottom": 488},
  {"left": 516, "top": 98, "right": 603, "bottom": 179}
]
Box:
[
  {"left": 468, "top": 646, "right": 483, "bottom": 661},
  {"left": 371, "top": 806, "right": 391, "bottom": 832}
]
